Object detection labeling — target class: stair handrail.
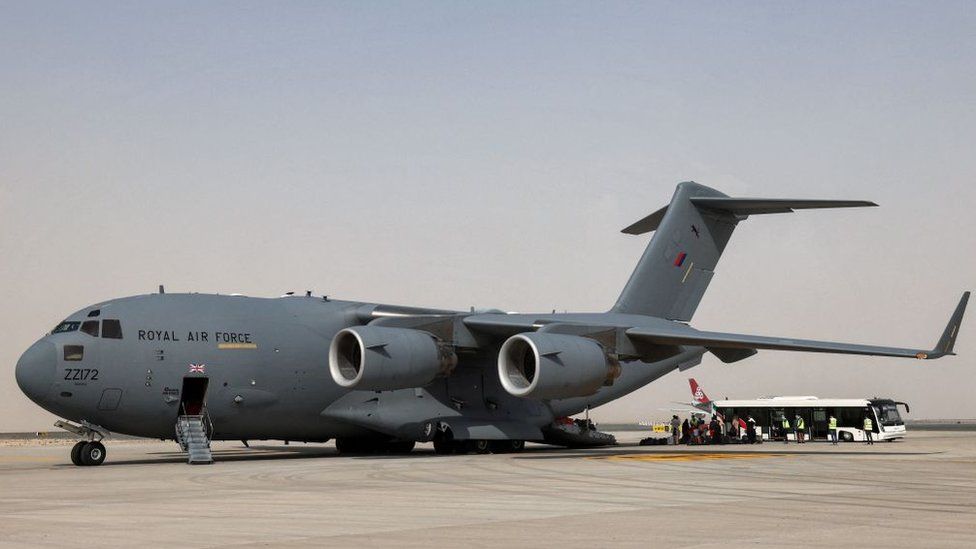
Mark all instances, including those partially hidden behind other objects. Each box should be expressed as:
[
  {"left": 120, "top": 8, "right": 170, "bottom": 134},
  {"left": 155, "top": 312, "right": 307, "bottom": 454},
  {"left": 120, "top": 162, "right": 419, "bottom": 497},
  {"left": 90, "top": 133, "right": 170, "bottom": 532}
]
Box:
[{"left": 201, "top": 404, "right": 215, "bottom": 440}]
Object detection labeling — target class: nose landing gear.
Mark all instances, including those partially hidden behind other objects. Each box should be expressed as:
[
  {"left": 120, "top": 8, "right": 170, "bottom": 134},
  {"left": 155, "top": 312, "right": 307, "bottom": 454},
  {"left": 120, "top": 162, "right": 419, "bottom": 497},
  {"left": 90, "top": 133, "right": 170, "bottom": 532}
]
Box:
[
  {"left": 70, "top": 441, "right": 106, "bottom": 466},
  {"left": 55, "top": 419, "right": 109, "bottom": 466}
]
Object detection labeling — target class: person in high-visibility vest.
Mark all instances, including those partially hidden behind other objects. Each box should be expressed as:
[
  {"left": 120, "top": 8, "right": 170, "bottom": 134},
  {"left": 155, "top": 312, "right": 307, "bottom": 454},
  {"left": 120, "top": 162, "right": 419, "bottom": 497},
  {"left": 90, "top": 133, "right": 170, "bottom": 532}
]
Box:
[
  {"left": 863, "top": 413, "right": 875, "bottom": 445},
  {"left": 795, "top": 414, "right": 806, "bottom": 444},
  {"left": 781, "top": 416, "right": 791, "bottom": 444},
  {"left": 828, "top": 414, "right": 838, "bottom": 445}
]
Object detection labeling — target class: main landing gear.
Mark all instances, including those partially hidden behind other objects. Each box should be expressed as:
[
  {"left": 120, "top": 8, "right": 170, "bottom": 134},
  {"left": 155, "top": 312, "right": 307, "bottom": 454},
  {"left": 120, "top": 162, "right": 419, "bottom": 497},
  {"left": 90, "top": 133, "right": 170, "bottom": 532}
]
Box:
[
  {"left": 55, "top": 419, "right": 108, "bottom": 466},
  {"left": 432, "top": 438, "right": 525, "bottom": 455}
]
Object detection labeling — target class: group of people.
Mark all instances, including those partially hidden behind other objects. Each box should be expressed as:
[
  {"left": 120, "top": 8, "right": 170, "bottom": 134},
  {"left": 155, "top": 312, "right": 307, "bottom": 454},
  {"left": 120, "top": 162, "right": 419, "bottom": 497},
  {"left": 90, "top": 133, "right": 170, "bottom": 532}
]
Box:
[
  {"left": 668, "top": 411, "right": 878, "bottom": 445},
  {"left": 668, "top": 414, "right": 760, "bottom": 445},
  {"left": 779, "top": 412, "right": 876, "bottom": 444},
  {"left": 779, "top": 414, "right": 809, "bottom": 443}
]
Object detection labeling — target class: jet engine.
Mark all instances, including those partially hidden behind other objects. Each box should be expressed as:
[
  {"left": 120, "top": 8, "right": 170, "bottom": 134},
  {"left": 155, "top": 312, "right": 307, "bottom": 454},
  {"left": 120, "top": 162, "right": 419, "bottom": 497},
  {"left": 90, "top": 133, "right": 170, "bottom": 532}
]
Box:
[
  {"left": 329, "top": 326, "right": 457, "bottom": 391},
  {"left": 497, "top": 333, "right": 619, "bottom": 400}
]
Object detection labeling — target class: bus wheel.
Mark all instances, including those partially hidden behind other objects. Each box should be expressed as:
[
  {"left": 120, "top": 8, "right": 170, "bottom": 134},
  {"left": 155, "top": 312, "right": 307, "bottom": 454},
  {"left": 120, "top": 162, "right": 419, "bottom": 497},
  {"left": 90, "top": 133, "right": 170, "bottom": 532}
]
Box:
[{"left": 840, "top": 432, "right": 854, "bottom": 443}]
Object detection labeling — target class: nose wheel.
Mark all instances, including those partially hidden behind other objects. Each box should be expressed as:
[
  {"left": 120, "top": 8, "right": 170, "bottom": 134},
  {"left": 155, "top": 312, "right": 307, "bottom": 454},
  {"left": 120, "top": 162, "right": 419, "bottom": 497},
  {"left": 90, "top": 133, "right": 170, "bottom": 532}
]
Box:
[
  {"left": 70, "top": 441, "right": 106, "bottom": 466},
  {"left": 70, "top": 441, "right": 85, "bottom": 465},
  {"left": 55, "top": 420, "right": 109, "bottom": 466}
]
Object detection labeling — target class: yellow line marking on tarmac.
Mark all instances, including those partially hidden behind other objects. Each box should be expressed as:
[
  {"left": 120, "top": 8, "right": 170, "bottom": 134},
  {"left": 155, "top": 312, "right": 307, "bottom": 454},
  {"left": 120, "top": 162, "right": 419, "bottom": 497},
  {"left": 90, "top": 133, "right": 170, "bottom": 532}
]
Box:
[{"left": 592, "top": 452, "right": 788, "bottom": 462}]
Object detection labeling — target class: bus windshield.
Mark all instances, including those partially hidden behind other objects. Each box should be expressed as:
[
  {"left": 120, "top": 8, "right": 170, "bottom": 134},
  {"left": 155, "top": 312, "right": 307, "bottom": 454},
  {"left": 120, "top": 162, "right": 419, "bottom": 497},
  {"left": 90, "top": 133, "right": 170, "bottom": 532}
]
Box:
[{"left": 875, "top": 402, "right": 903, "bottom": 426}]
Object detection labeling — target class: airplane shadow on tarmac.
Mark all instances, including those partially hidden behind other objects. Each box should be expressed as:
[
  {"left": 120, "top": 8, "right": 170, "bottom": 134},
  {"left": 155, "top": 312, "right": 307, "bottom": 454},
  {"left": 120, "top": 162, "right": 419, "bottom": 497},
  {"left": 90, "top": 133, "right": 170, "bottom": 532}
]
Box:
[
  {"left": 50, "top": 443, "right": 940, "bottom": 467},
  {"left": 52, "top": 444, "right": 568, "bottom": 467}
]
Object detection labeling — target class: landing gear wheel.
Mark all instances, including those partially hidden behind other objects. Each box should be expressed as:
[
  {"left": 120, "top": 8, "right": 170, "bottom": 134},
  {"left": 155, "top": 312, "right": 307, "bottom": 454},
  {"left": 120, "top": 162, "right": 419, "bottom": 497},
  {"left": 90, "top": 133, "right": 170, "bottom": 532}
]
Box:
[
  {"left": 467, "top": 440, "right": 490, "bottom": 454},
  {"left": 488, "top": 440, "right": 524, "bottom": 454},
  {"left": 70, "top": 441, "right": 85, "bottom": 466},
  {"left": 80, "top": 441, "right": 106, "bottom": 466}
]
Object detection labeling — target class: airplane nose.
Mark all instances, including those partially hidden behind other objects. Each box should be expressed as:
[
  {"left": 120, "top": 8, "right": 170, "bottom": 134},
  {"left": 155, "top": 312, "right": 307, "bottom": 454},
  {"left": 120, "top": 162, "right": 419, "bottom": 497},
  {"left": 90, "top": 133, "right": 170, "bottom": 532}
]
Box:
[{"left": 15, "top": 340, "right": 57, "bottom": 405}]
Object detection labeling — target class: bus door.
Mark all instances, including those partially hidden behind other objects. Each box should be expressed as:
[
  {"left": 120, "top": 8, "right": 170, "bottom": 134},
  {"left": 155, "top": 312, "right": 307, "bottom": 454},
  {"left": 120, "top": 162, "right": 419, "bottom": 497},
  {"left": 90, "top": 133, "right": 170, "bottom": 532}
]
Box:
[
  {"left": 773, "top": 408, "right": 787, "bottom": 440},
  {"left": 794, "top": 408, "right": 814, "bottom": 441},
  {"left": 811, "top": 408, "right": 827, "bottom": 441}
]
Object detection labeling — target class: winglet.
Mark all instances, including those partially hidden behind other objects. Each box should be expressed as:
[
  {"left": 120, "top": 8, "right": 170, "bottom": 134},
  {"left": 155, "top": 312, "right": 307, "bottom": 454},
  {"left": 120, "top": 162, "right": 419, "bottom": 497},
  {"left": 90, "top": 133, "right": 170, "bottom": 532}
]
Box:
[{"left": 926, "top": 292, "right": 970, "bottom": 358}]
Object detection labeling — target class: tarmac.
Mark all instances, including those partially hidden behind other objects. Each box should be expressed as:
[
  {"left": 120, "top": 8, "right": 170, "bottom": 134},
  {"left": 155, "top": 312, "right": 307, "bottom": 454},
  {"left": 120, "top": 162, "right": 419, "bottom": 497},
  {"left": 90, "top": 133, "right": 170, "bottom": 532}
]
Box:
[{"left": 1, "top": 430, "right": 974, "bottom": 548}]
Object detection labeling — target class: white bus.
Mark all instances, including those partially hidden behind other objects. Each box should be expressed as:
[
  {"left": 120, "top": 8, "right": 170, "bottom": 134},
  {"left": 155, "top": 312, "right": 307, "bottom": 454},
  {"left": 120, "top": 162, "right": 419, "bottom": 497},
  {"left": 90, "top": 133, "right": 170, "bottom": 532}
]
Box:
[{"left": 711, "top": 396, "right": 908, "bottom": 442}]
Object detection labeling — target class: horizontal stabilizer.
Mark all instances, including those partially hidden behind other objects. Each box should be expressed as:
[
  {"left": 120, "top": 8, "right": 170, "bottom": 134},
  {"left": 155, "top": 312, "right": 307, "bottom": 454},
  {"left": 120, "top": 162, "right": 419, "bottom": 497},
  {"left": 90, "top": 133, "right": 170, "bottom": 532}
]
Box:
[
  {"left": 626, "top": 292, "right": 969, "bottom": 360},
  {"left": 689, "top": 197, "right": 877, "bottom": 215},
  {"left": 620, "top": 191, "right": 877, "bottom": 236}
]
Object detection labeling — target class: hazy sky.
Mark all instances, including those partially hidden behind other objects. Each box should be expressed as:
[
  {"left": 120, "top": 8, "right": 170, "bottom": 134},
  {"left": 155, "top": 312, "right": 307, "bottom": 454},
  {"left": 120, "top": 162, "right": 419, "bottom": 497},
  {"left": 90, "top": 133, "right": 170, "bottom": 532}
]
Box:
[{"left": 2, "top": 2, "right": 974, "bottom": 431}]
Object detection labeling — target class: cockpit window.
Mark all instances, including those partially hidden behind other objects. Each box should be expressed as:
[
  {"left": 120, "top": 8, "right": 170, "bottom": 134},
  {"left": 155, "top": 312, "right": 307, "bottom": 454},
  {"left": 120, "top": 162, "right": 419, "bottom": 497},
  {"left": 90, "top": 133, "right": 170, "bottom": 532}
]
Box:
[
  {"left": 52, "top": 321, "right": 80, "bottom": 334},
  {"left": 87, "top": 309, "right": 101, "bottom": 318},
  {"left": 81, "top": 320, "right": 100, "bottom": 337},
  {"left": 63, "top": 345, "right": 84, "bottom": 361},
  {"left": 102, "top": 319, "right": 123, "bottom": 339}
]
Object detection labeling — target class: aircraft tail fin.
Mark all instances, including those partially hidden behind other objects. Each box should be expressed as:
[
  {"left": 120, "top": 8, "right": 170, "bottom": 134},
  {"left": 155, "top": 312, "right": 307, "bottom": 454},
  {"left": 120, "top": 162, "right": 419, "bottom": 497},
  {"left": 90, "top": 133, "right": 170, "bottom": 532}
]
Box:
[
  {"left": 689, "top": 378, "right": 711, "bottom": 407},
  {"left": 612, "top": 181, "right": 876, "bottom": 320}
]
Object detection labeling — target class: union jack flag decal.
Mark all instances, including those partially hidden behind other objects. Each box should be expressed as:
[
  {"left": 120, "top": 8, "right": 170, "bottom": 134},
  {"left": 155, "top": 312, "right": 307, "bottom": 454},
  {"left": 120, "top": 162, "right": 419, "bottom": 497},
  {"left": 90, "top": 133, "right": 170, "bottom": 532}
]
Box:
[{"left": 188, "top": 363, "right": 206, "bottom": 373}]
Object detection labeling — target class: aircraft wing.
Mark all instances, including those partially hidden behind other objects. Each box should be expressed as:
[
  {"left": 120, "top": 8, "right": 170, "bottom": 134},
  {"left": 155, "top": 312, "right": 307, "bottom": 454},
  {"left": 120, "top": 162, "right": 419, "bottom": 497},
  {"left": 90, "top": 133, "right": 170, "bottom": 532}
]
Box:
[{"left": 627, "top": 292, "right": 969, "bottom": 360}]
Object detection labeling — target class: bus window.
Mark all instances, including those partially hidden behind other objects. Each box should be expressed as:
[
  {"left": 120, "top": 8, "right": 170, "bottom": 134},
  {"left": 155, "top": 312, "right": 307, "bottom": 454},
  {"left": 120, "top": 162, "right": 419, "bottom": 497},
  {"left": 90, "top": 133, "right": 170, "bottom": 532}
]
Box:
[
  {"left": 838, "top": 407, "right": 861, "bottom": 428},
  {"left": 102, "top": 319, "right": 123, "bottom": 339},
  {"left": 873, "top": 402, "right": 903, "bottom": 426}
]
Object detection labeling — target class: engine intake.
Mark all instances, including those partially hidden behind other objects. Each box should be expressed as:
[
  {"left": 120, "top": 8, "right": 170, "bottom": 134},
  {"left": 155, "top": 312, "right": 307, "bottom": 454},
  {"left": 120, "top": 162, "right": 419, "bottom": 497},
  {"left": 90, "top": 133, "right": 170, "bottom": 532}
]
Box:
[
  {"left": 329, "top": 326, "right": 457, "bottom": 391},
  {"left": 498, "top": 332, "right": 618, "bottom": 400}
]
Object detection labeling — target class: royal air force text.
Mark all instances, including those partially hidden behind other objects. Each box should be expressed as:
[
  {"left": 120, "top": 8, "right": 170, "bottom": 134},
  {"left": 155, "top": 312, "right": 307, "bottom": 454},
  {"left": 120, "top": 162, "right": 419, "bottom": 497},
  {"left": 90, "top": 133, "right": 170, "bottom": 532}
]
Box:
[{"left": 137, "top": 330, "right": 253, "bottom": 344}]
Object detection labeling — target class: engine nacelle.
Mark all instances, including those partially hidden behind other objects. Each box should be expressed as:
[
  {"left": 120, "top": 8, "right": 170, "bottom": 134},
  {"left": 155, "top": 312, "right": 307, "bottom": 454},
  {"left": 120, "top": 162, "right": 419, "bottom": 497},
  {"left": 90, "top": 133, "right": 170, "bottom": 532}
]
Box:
[
  {"left": 329, "top": 326, "right": 457, "bottom": 391},
  {"left": 498, "top": 332, "right": 618, "bottom": 400}
]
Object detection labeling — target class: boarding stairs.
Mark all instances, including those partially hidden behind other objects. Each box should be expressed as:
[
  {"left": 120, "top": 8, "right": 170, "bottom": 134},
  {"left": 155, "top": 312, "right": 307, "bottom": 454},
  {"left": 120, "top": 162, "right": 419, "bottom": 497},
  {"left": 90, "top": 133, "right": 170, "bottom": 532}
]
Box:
[{"left": 175, "top": 409, "right": 213, "bottom": 465}]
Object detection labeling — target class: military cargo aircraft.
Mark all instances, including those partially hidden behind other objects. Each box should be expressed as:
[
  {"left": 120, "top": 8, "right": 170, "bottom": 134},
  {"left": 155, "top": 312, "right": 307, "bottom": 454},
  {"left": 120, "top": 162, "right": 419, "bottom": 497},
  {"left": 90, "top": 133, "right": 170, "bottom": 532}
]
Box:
[{"left": 15, "top": 181, "right": 969, "bottom": 465}]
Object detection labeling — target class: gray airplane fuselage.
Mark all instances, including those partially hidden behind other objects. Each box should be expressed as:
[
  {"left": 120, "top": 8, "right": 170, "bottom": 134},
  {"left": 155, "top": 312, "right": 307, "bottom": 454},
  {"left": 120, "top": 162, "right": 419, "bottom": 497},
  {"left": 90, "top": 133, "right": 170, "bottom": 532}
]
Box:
[{"left": 18, "top": 293, "right": 698, "bottom": 441}]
